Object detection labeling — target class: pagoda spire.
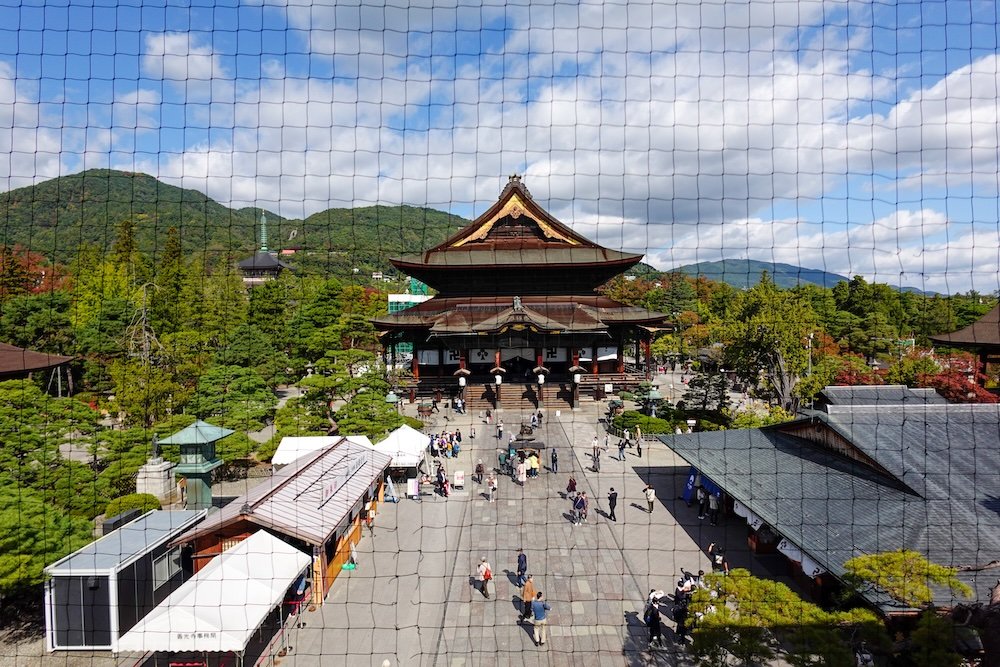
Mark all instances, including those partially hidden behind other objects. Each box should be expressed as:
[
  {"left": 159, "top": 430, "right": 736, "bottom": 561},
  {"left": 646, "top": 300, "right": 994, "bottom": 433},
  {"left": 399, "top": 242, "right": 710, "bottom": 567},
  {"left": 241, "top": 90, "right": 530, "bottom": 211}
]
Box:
[{"left": 260, "top": 208, "right": 269, "bottom": 252}]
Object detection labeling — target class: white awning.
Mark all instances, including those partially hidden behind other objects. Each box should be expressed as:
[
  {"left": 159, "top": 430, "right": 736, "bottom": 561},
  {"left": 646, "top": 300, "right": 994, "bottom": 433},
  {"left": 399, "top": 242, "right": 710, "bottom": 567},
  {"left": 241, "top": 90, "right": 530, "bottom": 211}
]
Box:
[
  {"left": 801, "top": 554, "right": 827, "bottom": 577},
  {"left": 272, "top": 435, "right": 374, "bottom": 466},
  {"left": 733, "top": 501, "right": 764, "bottom": 530},
  {"left": 373, "top": 424, "right": 428, "bottom": 468},
  {"left": 115, "top": 531, "right": 310, "bottom": 654},
  {"left": 777, "top": 538, "right": 803, "bottom": 562}
]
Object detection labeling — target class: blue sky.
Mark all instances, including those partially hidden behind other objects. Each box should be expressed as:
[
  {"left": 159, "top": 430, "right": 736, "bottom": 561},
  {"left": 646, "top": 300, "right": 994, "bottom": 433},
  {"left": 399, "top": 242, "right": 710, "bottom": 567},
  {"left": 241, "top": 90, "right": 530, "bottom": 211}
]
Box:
[{"left": 2, "top": 0, "right": 999, "bottom": 293}]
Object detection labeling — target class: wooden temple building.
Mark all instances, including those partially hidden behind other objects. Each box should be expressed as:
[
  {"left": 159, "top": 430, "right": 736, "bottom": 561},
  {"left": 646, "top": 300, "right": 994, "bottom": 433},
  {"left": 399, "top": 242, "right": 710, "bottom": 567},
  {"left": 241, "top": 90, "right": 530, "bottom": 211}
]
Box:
[
  {"left": 373, "top": 176, "right": 670, "bottom": 411},
  {"left": 929, "top": 303, "right": 1000, "bottom": 383}
]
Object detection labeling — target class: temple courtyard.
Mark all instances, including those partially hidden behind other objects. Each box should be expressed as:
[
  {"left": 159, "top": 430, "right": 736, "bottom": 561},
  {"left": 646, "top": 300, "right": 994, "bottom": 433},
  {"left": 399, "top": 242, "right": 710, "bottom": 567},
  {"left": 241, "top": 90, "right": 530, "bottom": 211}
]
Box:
[{"left": 281, "top": 388, "right": 769, "bottom": 667}]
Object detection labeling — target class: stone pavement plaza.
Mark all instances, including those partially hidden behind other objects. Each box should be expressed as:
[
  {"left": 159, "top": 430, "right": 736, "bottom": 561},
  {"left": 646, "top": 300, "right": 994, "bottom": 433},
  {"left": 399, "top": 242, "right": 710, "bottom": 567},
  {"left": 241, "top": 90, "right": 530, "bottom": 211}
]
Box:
[{"left": 281, "top": 397, "right": 757, "bottom": 667}]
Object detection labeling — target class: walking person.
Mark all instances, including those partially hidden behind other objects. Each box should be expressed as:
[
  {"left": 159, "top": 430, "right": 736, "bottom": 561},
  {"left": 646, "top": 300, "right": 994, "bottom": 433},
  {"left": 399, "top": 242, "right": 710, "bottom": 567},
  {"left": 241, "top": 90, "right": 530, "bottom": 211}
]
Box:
[
  {"left": 618, "top": 439, "right": 626, "bottom": 461},
  {"left": 696, "top": 485, "right": 708, "bottom": 520},
  {"left": 531, "top": 592, "right": 551, "bottom": 646},
  {"left": 475, "top": 459, "right": 485, "bottom": 484},
  {"left": 516, "top": 549, "right": 528, "bottom": 587},
  {"left": 643, "top": 484, "right": 656, "bottom": 513},
  {"left": 607, "top": 487, "right": 618, "bottom": 521},
  {"left": 708, "top": 491, "right": 721, "bottom": 525},
  {"left": 580, "top": 491, "right": 589, "bottom": 523},
  {"left": 644, "top": 599, "right": 663, "bottom": 649},
  {"left": 708, "top": 542, "right": 730, "bottom": 574},
  {"left": 673, "top": 597, "right": 689, "bottom": 644},
  {"left": 566, "top": 475, "right": 577, "bottom": 498},
  {"left": 550, "top": 448, "right": 558, "bottom": 473},
  {"left": 487, "top": 473, "right": 497, "bottom": 503},
  {"left": 636, "top": 437, "right": 642, "bottom": 458},
  {"left": 519, "top": 574, "right": 536, "bottom": 622},
  {"left": 591, "top": 435, "right": 600, "bottom": 460},
  {"left": 572, "top": 491, "right": 585, "bottom": 525},
  {"left": 516, "top": 459, "right": 527, "bottom": 486},
  {"left": 497, "top": 419, "right": 504, "bottom": 441},
  {"left": 476, "top": 557, "right": 492, "bottom": 598}
]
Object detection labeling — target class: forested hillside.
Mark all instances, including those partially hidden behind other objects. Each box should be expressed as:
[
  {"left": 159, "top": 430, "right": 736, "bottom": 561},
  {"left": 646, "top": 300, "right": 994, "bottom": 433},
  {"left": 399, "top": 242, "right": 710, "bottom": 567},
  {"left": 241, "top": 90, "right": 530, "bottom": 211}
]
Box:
[{"left": 0, "top": 170, "right": 466, "bottom": 270}]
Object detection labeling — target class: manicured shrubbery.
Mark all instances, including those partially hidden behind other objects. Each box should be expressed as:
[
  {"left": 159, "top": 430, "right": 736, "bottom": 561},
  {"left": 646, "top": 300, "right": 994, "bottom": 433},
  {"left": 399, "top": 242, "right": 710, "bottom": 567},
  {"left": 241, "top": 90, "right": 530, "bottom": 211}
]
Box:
[
  {"left": 611, "top": 410, "right": 678, "bottom": 434},
  {"left": 104, "top": 493, "right": 161, "bottom": 519}
]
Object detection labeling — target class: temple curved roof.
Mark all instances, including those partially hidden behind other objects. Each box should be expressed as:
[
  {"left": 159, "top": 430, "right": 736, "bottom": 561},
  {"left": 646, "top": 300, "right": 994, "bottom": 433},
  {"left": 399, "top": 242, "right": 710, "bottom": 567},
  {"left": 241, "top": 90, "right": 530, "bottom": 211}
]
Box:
[
  {"left": 388, "top": 176, "right": 642, "bottom": 294},
  {"left": 374, "top": 295, "right": 668, "bottom": 335},
  {"left": 929, "top": 303, "right": 1000, "bottom": 348}
]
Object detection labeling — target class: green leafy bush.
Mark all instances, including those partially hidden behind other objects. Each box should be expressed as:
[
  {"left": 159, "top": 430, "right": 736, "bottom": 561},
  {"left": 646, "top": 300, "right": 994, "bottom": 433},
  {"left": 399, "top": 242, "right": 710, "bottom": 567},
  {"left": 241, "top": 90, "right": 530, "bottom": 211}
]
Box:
[
  {"left": 611, "top": 410, "right": 677, "bottom": 434},
  {"left": 104, "top": 493, "right": 161, "bottom": 519}
]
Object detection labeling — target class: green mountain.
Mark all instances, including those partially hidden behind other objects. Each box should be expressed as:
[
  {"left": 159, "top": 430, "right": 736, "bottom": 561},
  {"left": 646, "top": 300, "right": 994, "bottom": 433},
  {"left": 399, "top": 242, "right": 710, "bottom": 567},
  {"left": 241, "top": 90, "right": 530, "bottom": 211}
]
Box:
[
  {"left": 671, "top": 259, "right": 850, "bottom": 289},
  {"left": 0, "top": 170, "right": 467, "bottom": 269}
]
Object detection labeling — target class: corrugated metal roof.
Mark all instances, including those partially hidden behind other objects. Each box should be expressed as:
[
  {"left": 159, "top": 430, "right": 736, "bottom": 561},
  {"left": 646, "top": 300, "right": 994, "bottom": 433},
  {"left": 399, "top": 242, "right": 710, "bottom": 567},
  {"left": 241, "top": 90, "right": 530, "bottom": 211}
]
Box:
[
  {"left": 660, "top": 409, "right": 1000, "bottom": 609},
  {"left": 173, "top": 437, "right": 392, "bottom": 547},
  {"left": 46, "top": 510, "right": 206, "bottom": 575}
]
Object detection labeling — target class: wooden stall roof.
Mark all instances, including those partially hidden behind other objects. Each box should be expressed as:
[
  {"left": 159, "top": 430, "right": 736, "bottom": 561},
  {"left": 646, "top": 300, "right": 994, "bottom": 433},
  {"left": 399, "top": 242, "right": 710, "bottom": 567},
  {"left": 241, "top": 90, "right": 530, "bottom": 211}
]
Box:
[{"left": 172, "top": 436, "right": 392, "bottom": 548}]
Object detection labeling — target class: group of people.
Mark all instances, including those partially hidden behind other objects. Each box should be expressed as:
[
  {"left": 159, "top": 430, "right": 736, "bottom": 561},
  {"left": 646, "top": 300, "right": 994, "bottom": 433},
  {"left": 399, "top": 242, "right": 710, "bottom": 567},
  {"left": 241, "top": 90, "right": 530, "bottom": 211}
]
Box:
[
  {"left": 474, "top": 550, "right": 553, "bottom": 647},
  {"left": 695, "top": 484, "right": 722, "bottom": 525},
  {"left": 645, "top": 569, "right": 704, "bottom": 650},
  {"left": 498, "top": 445, "right": 549, "bottom": 485},
  {"left": 429, "top": 430, "right": 464, "bottom": 459}
]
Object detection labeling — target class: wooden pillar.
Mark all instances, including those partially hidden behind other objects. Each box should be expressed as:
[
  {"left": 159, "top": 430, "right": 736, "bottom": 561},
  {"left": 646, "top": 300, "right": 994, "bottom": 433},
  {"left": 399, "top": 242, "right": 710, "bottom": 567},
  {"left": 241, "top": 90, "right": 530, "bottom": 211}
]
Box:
[
  {"left": 459, "top": 350, "right": 468, "bottom": 402},
  {"left": 495, "top": 349, "right": 502, "bottom": 410},
  {"left": 571, "top": 351, "right": 581, "bottom": 408},
  {"left": 412, "top": 351, "right": 420, "bottom": 379},
  {"left": 643, "top": 335, "right": 653, "bottom": 380},
  {"left": 616, "top": 334, "right": 625, "bottom": 374},
  {"left": 535, "top": 350, "right": 544, "bottom": 407},
  {"left": 591, "top": 344, "right": 599, "bottom": 376}
]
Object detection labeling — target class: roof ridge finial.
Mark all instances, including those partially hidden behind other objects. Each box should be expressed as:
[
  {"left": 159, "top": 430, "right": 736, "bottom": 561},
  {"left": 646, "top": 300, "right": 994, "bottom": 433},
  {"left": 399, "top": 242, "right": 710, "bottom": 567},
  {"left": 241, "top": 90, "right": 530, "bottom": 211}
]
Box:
[{"left": 502, "top": 173, "right": 530, "bottom": 199}]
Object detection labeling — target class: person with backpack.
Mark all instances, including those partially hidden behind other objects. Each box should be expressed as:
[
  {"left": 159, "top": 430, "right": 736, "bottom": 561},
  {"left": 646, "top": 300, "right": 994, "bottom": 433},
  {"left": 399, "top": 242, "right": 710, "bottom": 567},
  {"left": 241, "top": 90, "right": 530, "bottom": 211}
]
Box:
[
  {"left": 708, "top": 542, "right": 730, "bottom": 574},
  {"left": 476, "top": 557, "right": 492, "bottom": 598},
  {"left": 572, "top": 492, "right": 586, "bottom": 525}
]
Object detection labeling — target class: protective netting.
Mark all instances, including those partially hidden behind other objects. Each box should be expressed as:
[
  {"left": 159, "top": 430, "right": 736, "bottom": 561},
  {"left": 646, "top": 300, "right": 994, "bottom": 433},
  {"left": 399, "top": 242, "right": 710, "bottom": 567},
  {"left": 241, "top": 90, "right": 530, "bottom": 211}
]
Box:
[{"left": 2, "top": 1, "right": 1000, "bottom": 666}]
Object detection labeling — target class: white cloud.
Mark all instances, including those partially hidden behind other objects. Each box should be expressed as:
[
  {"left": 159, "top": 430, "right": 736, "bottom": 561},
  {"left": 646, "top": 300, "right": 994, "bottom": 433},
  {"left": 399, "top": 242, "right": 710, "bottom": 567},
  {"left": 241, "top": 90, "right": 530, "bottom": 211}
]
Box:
[
  {"left": 0, "top": 62, "right": 69, "bottom": 190},
  {"left": 3, "top": 1, "right": 996, "bottom": 293}
]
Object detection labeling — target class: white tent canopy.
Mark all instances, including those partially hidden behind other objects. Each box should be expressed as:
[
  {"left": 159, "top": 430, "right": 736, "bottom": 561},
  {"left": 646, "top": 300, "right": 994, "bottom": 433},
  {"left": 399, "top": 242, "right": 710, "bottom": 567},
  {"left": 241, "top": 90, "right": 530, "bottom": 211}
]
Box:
[
  {"left": 271, "top": 435, "right": 374, "bottom": 466},
  {"left": 115, "top": 531, "right": 310, "bottom": 654},
  {"left": 373, "top": 424, "right": 428, "bottom": 468}
]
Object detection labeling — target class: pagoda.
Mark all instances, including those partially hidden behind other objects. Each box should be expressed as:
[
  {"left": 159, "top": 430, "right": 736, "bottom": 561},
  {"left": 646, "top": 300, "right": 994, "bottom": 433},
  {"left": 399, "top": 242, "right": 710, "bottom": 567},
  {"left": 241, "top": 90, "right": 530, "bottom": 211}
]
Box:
[
  {"left": 237, "top": 209, "right": 291, "bottom": 286},
  {"left": 374, "top": 176, "right": 670, "bottom": 410}
]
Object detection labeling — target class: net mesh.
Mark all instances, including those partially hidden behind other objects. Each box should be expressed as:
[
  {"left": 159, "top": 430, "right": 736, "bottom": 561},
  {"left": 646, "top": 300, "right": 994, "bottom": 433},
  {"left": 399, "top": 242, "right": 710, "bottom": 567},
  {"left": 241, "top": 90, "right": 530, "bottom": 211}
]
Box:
[{"left": 2, "top": 1, "right": 999, "bottom": 666}]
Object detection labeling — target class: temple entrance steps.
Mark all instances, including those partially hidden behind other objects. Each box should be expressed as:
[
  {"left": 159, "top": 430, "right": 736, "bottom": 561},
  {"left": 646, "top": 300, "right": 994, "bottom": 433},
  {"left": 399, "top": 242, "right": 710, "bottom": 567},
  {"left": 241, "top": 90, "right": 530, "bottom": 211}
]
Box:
[{"left": 463, "top": 383, "right": 573, "bottom": 413}]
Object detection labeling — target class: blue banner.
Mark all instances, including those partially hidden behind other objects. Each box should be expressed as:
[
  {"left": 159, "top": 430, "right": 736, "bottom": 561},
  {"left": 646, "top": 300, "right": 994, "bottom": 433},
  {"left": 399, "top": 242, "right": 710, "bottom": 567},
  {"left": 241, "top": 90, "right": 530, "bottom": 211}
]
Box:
[{"left": 681, "top": 466, "right": 722, "bottom": 503}]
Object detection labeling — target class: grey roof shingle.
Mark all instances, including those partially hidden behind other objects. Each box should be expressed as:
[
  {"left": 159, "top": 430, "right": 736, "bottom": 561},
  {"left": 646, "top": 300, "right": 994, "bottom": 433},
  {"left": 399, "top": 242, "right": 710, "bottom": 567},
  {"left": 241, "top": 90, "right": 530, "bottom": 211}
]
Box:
[
  {"left": 660, "top": 404, "right": 1000, "bottom": 610},
  {"left": 818, "top": 385, "right": 947, "bottom": 406},
  {"left": 173, "top": 437, "right": 392, "bottom": 547}
]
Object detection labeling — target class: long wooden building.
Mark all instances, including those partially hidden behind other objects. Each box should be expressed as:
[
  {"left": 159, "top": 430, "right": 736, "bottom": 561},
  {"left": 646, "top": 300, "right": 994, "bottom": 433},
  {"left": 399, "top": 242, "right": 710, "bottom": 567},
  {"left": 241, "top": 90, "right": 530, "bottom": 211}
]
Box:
[{"left": 374, "top": 176, "right": 670, "bottom": 411}]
